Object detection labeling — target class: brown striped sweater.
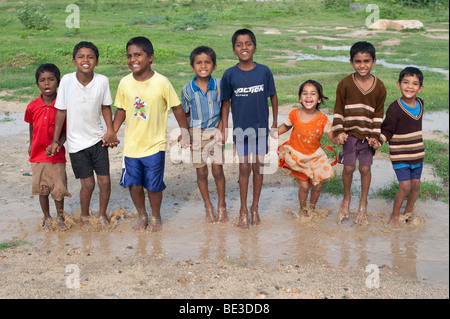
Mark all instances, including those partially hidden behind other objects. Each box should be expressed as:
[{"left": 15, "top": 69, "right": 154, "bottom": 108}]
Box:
[
  {"left": 379, "top": 98, "right": 424, "bottom": 166},
  {"left": 332, "top": 73, "right": 386, "bottom": 140}
]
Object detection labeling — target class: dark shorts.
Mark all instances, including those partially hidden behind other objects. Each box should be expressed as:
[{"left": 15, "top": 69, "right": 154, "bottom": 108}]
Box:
[
  {"left": 394, "top": 164, "right": 423, "bottom": 182},
  {"left": 120, "top": 151, "right": 166, "bottom": 192},
  {"left": 235, "top": 134, "right": 268, "bottom": 157},
  {"left": 338, "top": 135, "right": 374, "bottom": 166},
  {"left": 69, "top": 141, "right": 110, "bottom": 179}
]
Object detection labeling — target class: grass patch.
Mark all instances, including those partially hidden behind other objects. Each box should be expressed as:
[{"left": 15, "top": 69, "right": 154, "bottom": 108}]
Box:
[
  {"left": 0, "top": 238, "right": 27, "bottom": 251},
  {"left": 373, "top": 180, "right": 449, "bottom": 203}
]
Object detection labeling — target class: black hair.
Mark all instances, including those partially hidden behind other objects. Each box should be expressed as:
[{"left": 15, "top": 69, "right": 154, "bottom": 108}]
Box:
[
  {"left": 35, "top": 63, "right": 60, "bottom": 84},
  {"left": 72, "top": 41, "right": 99, "bottom": 60},
  {"left": 398, "top": 66, "right": 424, "bottom": 86},
  {"left": 350, "top": 41, "right": 376, "bottom": 61},
  {"left": 126, "top": 36, "right": 154, "bottom": 56},
  {"left": 231, "top": 28, "right": 256, "bottom": 49},
  {"left": 189, "top": 46, "right": 217, "bottom": 67},
  {"left": 298, "top": 80, "right": 328, "bottom": 109}
]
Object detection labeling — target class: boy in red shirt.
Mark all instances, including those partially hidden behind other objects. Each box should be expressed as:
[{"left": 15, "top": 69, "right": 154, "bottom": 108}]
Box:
[{"left": 25, "top": 64, "right": 71, "bottom": 230}]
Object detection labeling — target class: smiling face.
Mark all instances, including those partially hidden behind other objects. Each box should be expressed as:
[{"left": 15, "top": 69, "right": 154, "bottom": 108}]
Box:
[
  {"left": 233, "top": 34, "right": 256, "bottom": 63},
  {"left": 397, "top": 74, "right": 423, "bottom": 103},
  {"left": 191, "top": 52, "right": 216, "bottom": 80},
  {"left": 127, "top": 44, "right": 154, "bottom": 77},
  {"left": 350, "top": 52, "right": 376, "bottom": 78},
  {"left": 37, "top": 71, "right": 58, "bottom": 100},
  {"left": 299, "top": 83, "right": 321, "bottom": 111},
  {"left": 72, "top": 47, "right": 98, "bottom": 75}
]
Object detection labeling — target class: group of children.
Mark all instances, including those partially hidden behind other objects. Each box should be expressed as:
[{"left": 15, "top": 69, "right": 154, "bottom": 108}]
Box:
[{"left": 25, "top": 29, "right": 425, "bottom": 232}]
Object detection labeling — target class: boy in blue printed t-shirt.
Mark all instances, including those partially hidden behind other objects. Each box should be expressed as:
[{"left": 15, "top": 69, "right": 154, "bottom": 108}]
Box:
[
  {"left": 181, "top": 46, "right": 228, "bottom": 224},
  {"left": 221, "top": 28, "right": 278, "bottom": 229}
]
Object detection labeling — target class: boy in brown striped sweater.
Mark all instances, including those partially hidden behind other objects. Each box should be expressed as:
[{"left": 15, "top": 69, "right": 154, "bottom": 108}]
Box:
[
  {"left": 371, "top": 67, "right": 424, "bottom": 227},
  {"left": 332, "top": 41, "right": 386, "bottom": 224}
]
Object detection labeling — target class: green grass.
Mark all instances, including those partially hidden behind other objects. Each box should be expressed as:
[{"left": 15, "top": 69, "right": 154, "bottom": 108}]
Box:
[
  {"left": 0, "top": 0, "right": 448, "bottom": 110},
  {"left": 0, "top": 238, "right": 27, "bottom": 251}
]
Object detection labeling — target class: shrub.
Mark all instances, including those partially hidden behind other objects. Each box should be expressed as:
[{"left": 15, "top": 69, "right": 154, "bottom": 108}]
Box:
[{"left": 17, "top": 2, "right": 52, "bottom": 30}]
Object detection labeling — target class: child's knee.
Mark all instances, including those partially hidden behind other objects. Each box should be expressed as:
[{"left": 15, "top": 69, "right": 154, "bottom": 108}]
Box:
[{"left": 358, "top": 165, "right": 371, "bottom": 176}]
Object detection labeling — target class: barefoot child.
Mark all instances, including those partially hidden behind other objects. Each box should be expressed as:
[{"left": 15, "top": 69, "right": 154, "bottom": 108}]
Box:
[
  {"left": 278, "top": 80, "right": 338, "bottom": 216},
  {"left": 181, "top": 46, "right": 227, "bottom": 223},
  {"left": 49, "top": 41, "right": 117, "bottom": 229},
  {"left": 371, "top": 67, "right": 425, "bottom": 227},
  {"left": 220, "top": 28, "right": 278, "bottom": 229},
  {"left": 112, "top": 36, "right": 190, "bottom": 232},
  {"left": 331, "top": 41, "right": 386, "bottom": 224},
  {"left": 25, "top": 63, "right": 71, "bottom": 230}
]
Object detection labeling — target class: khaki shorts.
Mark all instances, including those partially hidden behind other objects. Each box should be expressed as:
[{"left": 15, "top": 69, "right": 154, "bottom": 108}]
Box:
[
  {"left": 189, "top": 127, "right": 224, "bottom": 168},
  {"left": 31, "top": 162, "right": 71, "bottom": 201}
]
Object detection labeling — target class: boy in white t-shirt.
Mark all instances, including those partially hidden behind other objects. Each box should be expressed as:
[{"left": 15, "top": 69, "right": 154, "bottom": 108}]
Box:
[{"left": 49, "top": 41, "right": 118, "bottom": 228}]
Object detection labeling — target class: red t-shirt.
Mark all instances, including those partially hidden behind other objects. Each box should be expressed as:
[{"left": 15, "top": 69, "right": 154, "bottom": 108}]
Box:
[{"left": 24, "top": 94, "right": 66, "bottom": 163}]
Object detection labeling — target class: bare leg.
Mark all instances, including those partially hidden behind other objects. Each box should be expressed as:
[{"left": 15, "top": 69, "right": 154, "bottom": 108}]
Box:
[
  {"left": 79, "top": 176, "right": 95, "bottom": 226},
  {"left": 97, "top": 174, "right": 111, "bottom": 227},
  {"left": 355, "top": 165, "right": 371, "bottom": 225},
  {"left": 298, "top": 179, "right": 310, "bottom": 216},
  {"left": 129, "top": 185, "right": 148, "bottom": 231},
  {"left": 338, "top": 165, "right": 355, "bottom": 221},
  {"left": 212, "top": 164, "right": 227, "bottom": 223},
  {"left": 148, "top": 190, "right": 163, "bottom": 232},
  {"left": 309, "top": 182, "right": 323, "bottom": 211},
  {"left": 196, "top": 166, "right": 215, "bottom": 223},
  {"left": 238, "top": 157, "right": 251, "bottom": 229},
  {"left": 390, "top": 180, "right": 411, "bottom": 227},
  {"left": 403, "top": 179, "right": 420, "bottom": 222},
  {"left": 39, "top": 195, "right": 51, "bottom": 230},
  {"left": 54, "top": 198, "right": 67, "bottom": 230},
  {"left": 250, "top": 155, "right": 264, "bottom": 226}
]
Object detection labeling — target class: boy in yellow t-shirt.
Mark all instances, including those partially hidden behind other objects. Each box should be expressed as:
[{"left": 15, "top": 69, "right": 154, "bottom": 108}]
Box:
[{"left": 112, "top": 36, "right": 189, "bottom": 232}]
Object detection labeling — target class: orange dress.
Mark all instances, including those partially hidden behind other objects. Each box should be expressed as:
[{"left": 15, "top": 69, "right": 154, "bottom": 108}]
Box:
[{"left": 278, "top": 109, "right": 334, "bottom": 185}]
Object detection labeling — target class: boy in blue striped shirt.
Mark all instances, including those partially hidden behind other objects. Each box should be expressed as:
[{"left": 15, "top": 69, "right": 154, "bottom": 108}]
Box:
[{"left": 181, "top": 46, "right": 227, "bottom": 223}]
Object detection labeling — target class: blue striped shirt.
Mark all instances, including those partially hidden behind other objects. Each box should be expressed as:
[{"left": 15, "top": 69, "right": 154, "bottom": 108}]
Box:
[{"left": 181, "top": 76, "right": 221, "bottom": 129}]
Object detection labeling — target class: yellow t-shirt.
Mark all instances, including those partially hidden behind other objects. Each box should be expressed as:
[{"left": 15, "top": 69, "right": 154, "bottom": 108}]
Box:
[{"left": 115, "top": 72, "right": 181, "bottom": 158}]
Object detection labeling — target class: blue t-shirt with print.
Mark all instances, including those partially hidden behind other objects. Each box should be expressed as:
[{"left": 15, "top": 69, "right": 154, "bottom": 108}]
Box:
[{"left": 221, "top": 63, "right": 276, "bottom": 139}]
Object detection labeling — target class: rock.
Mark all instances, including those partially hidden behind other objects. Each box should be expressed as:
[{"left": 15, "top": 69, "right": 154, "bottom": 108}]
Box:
[{"left": 369, "top": 19, "right": 424, "bottom": 31}]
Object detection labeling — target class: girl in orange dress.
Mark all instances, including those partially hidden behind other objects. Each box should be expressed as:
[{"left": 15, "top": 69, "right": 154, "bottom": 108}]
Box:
[{"left": 278, "top": 80, "right": 338, "bottom": 216}]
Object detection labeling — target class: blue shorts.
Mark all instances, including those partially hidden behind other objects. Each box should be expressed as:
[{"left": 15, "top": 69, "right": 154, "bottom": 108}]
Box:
[
  {"left": 120, "top": 151, "right": 166, "bottom": 192},
  {"left": 394, "top": 164, "right": 423, "bottom": 182},
  {"left": 235, "top": 135, "right": 268, "bottom": 157}
]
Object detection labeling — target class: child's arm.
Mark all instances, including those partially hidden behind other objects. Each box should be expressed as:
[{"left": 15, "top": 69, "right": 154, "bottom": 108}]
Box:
[
  {"left": 102, "top": 104, "right": 120, "bottom": 147},
  {"left": 112, "top": 108, "right": 126, "bottom": 134},
  {"left": 221, "top": 99, "right": 230, "bottom": 144},
  {"left": 28, "top": 124, "right": 33, "bottom": 156},
  {"left": 270, "top": 94, "right": 279, "bottom": 138},
  {"left": 277, "top": 123, "right": 292, "bottom": 136},
  {"left": 49, "top": 109, "right": 66, "bottom": 156},
  {"left": 326, "top": 131, "right": 340, "bottom": 145},
  {"left": 172, "top": 104, "right": 190, "bottom": 148}
]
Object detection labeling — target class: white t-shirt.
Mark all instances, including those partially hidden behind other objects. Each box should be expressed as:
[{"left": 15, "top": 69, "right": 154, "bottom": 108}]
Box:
[{"left": 55, "top": 72, "right": 112, "bottom": 153}]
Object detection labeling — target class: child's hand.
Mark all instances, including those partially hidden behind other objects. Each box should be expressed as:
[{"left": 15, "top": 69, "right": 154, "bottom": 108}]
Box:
[
  {"left": 47, "top": 141, "right": 59, "bottom": 157},
  {"left": 270, "top": 126, "right": 278, "bottom": 139},
  {"left": 337, "top": 132, "right": 348, "bottom": 145},
  {"left": 178, "top": 129, "right": 191, "bottom": 149},
  {"left": 366, "top": 137, "right": 381, "bottom": 150},
  {"left": 102, "top": 133, "right": 120, "bottom": 148},
  {"left": 215, "top": 129, "right": 224, "bottom": 145}
]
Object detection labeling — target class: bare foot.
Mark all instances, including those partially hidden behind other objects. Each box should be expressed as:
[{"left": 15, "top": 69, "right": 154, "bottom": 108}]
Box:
[
  {"left": 132, "top": 216, "right": 148, "bottom": 231},
  {"left": 337, "top": 200, "right": 350, "bottom": 223},
  {"left": 148, "top": 216, "right": 162, "bottom": 232},
  {"left": 56, "top": 216, "right": 68, "bottom": 231},
  {"left": 237, "top": 210, "right": 249, "bottom": 229},
  {"left": 250, "top": 205, "right": 261, "bottom": 226},
  {"left": 217, "top": 206, "right": 228, "bottom": 223},
  {"left": 42, "top": 218, "right": 52, "bottom": 230},
  {"left": 80, "top": 215, "right": 92, "bottom": 229},
  {"left": 98, "top": 214, "right": 110, "bottom": 228},
  {"left": 389, "top": 213, "right": 401, "bottom": 227},
  {"left": 355, "top": 206, "right": 369, "bottom": 225},
  {"left": 299, "top": 207, "right": 309, "bottom": 217},
  {"left": 205, "top": 206, "right": 216, "bottom": 224}
]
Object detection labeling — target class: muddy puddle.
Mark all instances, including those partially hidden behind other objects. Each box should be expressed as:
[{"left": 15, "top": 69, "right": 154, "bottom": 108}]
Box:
[{"left": 15, "top": 184, "right": 449, "bottom": 287}]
